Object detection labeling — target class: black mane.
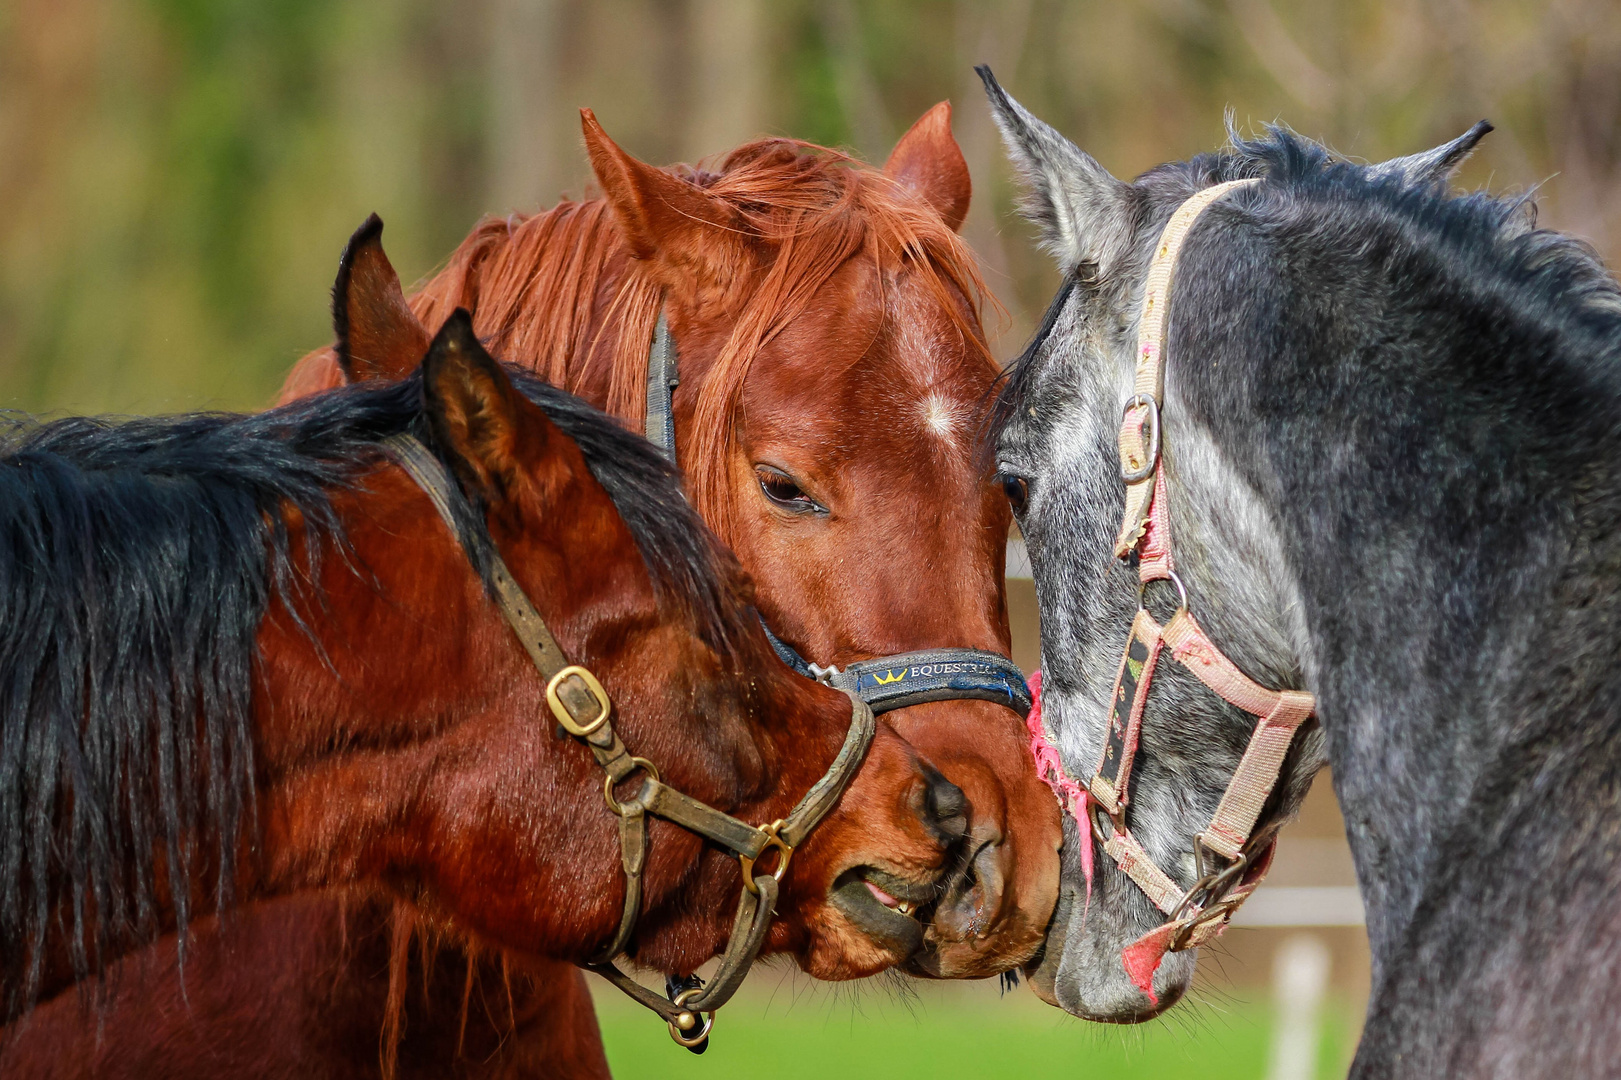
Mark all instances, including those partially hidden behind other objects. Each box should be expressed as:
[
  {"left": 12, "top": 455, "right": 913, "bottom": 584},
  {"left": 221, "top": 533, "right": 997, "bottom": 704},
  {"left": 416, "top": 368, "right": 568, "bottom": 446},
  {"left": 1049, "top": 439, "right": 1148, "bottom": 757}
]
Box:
[{"left": 0, "top": 371, "right": 736, "bottom": 1016}]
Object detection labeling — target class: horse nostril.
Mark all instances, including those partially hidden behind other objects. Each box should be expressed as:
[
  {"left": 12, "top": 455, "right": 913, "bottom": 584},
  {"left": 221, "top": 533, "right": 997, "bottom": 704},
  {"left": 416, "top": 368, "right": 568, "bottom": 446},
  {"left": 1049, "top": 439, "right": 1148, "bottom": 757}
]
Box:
[{"left": 920, "top": 762, "right": 968, "bottom": 842}]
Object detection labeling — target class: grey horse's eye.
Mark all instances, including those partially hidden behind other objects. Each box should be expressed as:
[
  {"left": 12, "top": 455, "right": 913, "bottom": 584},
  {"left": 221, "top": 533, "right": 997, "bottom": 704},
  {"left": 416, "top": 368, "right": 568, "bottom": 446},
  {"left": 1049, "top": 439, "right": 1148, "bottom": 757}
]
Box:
[{"left": 999, "top": 473, "right": 1029, "bottom": 517}]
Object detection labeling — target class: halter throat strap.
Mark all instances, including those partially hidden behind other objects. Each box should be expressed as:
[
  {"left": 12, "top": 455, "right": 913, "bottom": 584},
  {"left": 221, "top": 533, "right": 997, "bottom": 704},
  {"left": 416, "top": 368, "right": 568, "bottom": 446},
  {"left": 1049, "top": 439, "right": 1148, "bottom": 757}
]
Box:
[
  {"left": 644, "top": 300, "right": 1034, "bottom": 720},
  {"left": 384, "top": 432, "right": 874, "bottom": 1050}
]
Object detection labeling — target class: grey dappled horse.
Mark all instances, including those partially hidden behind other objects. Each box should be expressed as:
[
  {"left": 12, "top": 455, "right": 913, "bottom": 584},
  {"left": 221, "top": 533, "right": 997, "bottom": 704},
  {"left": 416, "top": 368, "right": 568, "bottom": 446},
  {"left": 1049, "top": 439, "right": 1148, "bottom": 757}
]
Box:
[{"left": 981, "top": 66, "right": 1621, "bottom": 1078}]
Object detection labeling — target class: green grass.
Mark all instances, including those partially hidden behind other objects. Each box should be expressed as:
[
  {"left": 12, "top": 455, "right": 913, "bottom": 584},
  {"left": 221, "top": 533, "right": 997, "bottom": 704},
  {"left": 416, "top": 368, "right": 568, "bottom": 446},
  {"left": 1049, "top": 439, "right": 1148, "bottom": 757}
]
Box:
[{"left": 591, "top": 970, "right": 1353, "bottom": 1080}]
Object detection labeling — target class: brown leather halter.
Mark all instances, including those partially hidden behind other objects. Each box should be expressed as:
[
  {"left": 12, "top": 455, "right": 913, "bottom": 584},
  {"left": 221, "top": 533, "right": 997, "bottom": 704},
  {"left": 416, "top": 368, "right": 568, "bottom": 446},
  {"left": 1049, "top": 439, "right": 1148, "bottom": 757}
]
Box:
[{"left": 385, "top": 433, "right": 876, "bottom": 1049}]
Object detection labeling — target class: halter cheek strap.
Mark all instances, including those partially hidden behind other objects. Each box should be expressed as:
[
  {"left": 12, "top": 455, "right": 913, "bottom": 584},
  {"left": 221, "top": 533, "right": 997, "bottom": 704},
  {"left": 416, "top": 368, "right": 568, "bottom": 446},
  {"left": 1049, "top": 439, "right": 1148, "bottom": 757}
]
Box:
[{"left": 1028, "top": 178, "right": 1318, "bottom": 1001}]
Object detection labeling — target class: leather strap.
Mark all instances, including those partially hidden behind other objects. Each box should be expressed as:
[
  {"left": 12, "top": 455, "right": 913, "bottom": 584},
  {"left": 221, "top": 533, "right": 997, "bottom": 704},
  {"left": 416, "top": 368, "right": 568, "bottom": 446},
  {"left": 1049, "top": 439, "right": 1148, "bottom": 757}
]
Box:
[
  {"left": 591, "top": 691, "right": 873, "bottom": 1046},
  {"left": 385, "top": 434, "right": 571, "bottom": 679},
  {"left": 644, "top": 306, "right": 680, "bottom": 462},
  {"left": 762, "top": 622, "right": 1033, "bottom": 718}
]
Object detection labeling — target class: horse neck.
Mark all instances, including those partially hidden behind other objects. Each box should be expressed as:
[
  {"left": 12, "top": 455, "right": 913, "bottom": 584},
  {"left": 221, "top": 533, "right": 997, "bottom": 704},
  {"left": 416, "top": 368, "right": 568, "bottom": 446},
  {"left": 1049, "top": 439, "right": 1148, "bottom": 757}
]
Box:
[{"left": 1184, "top": 221, "right": 1621, "bottom": 974}]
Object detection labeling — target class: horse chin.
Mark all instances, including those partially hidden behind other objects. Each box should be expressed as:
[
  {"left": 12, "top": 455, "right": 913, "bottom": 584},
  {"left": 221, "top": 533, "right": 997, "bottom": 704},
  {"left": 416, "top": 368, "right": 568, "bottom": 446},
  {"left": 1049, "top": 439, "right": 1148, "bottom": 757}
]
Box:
[
  {"left": 1023, "top": 876, "right": 1194, "bottom": 1022},
  {"left": 793, "top": 866, "right": 935, "bottom": 980}
]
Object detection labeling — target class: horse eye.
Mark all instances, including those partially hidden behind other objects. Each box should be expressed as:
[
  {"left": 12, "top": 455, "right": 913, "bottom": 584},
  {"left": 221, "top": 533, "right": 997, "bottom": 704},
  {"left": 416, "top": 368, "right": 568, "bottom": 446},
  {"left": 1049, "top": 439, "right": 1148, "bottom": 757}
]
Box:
[
  {"left": 1001, "top": 474, "right": 1030, "bottom": 517},
  {"left": 757, "top": 466, "right": 817, "bottom": 512}
]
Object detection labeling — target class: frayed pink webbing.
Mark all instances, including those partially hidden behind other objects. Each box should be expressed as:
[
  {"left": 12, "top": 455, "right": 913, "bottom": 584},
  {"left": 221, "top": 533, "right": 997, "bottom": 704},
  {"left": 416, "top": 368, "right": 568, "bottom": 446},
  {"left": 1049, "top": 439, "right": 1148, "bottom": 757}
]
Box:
[
  {"left": 1121, "top": 924, "right": 1177, "bottom": 1004},
  {"left": 1025, "top": 671, "right": 1094, "bottom": 912}
]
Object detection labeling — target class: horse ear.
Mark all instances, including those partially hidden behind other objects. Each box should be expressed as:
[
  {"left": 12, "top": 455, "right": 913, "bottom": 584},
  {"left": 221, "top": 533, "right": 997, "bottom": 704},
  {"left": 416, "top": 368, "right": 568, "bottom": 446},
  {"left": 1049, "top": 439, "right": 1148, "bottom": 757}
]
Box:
[
  {"left": 422, "top": 309, "right": 553, "bottom": 501},
  {"left": 1369, "top": 120, "right": 1493, "bottom": 186},
  {"left": 977, "top": 65, "right": 1134, "bottom": 277},
  {"left": 333, "top": 214, "right": 432, "bottom": 383},
  {"left": 884, "top": 101, "right": 972, "bottom": 233},
  {"left": 581, "top": 108, "right": 746, "bottom": 278}
]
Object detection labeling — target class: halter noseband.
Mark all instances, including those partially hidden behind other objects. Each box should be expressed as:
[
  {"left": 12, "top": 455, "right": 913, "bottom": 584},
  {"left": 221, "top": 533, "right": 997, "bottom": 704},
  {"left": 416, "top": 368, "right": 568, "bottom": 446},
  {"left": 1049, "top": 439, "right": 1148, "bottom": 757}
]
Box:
[
  {"left": 1027, "top": 179, "right": 1318, "bottom": 998},
  {"left": 644, "top": 308, "right": 1033, "bottom": 719},
  {"left": 385, "top": 433, "right": 874, "bottom": 1051}
]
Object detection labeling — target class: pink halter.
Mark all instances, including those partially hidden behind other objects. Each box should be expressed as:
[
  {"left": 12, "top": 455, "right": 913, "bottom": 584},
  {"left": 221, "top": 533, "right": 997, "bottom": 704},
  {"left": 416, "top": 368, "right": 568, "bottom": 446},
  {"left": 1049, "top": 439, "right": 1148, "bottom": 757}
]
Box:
[{"left": 1023, "top": 179, "right": 1316, "bottom": 1003}]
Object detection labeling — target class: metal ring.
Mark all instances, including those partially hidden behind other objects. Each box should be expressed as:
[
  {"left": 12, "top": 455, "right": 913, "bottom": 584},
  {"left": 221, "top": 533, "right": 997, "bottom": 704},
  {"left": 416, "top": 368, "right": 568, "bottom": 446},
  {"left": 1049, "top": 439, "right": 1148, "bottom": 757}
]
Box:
[
  {"left": 547, "top": 665, "right": 612, "bottom": 737},
  {"left": 1088, "top": 800, "right": 1123, "bottom": 848},
  {"left": 1120, "top": 395, "right": 1162, "bottom": 483},
  {"left": 1169, "top": 842, "right": 1250, "bottom": 923},
  {"left": 1137, "top": 569, "right": 1189, "bottom": 616},
  {"left": 603, "top": 757, "right": 658, "bottom": 815},
  {"left": 739, "top": 820, "right": 794, "bottom": 896},
  {"left": 666, "top": 987, "right": 714, "bottom": 1048}
]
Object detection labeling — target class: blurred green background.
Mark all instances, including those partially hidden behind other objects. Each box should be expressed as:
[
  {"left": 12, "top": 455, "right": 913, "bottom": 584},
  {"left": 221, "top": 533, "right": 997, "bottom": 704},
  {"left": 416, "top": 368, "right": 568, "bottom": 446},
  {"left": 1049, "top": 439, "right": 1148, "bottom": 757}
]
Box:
[{"left": 2, "top": 0, "right": 1617, "bottom": 415}]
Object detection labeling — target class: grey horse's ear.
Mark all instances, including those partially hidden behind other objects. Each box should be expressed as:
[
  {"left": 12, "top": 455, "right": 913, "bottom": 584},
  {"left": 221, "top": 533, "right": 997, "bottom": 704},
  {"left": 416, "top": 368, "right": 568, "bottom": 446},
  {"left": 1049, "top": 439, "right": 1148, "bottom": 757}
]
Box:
[
  {"left": 1370, "top": 120, "right": 1493, "bottom": 185},
  {"left": 977, "top": 65, "right": 1134, "bottom": 277}
]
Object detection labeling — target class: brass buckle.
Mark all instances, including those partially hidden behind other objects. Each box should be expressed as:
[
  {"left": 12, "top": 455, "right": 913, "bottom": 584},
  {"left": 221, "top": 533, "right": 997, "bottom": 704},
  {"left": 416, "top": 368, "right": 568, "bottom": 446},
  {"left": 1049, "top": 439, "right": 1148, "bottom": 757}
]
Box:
[
  {"left": 547, "top": 665, "right": 611, "bottom": 737},
  {"left": 667, "top": 987, "right": 714, "bottom": 1047},
  {"left": 739, "top": 819, "right": 793, "bottom": 896},
  {"left": 603, "top": 757, "right": 659, "bottom": 815}
]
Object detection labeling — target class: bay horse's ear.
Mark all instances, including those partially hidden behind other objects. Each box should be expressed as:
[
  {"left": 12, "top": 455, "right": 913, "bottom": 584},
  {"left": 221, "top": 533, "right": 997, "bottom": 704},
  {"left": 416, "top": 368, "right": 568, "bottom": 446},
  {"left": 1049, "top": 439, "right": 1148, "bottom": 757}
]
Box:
[
  {"left": 976, "top": 66, "right": 1134, "bottom": 278},
  {"left": 1370, "top": 120, "right": 1493, "bottom": 186},
  {"left": 884, "top": 101, "right": 972, "bottom": 233},
  {"left": 580, "top": 108, "right": 747, "bottom": 273},
  {"left": 422, "top": 309, "right": 551, "bottom": 501},
  {"left": 333, "top": 213, "right": 431, "bottom": 383}
]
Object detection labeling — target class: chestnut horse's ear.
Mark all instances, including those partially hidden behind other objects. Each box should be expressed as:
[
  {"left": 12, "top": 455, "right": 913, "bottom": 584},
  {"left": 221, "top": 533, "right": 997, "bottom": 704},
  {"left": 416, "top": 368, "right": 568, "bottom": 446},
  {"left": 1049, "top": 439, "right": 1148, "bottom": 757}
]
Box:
[
  {"left": 884, "top": 101, "right": 972, "bottom": 233},
  {"left": 581, "top": 108, "right": 746, "bottom": 272},
  {"left": 422, "top": 309, "right": 551, "bottom": 501},
  {"left": 333, "top": 213, "right": 431, "bottom": 383}
]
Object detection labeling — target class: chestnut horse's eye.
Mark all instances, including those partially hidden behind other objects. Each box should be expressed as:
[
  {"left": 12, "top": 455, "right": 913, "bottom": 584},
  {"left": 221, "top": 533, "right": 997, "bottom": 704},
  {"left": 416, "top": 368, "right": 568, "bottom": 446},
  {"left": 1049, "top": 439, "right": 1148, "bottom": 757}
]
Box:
[
  {"left": 756, "top": 465, "right": 821, "bottom": 513},
  {"left": 1001, "top": 473, "right": 1030, "bottom": 517}
]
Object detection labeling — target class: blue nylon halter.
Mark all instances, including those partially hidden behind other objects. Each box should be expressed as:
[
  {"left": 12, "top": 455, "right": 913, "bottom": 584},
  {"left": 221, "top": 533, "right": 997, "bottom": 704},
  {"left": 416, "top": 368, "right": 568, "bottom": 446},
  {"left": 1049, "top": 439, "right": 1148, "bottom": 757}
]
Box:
[{"left": 645, "top": 304, "right": 1032, "bottom": 719}]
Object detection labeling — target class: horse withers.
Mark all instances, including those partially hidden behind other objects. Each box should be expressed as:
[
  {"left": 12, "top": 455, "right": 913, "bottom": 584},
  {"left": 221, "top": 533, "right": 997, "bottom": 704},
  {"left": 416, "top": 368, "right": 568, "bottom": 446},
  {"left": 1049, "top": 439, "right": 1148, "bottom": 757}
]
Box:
[
  {"left": 980, "top": 66, "right": 1621, "bottom": 1077},
  {"left": 0, "top": 309, "right": 965, "bottom": 1044}
]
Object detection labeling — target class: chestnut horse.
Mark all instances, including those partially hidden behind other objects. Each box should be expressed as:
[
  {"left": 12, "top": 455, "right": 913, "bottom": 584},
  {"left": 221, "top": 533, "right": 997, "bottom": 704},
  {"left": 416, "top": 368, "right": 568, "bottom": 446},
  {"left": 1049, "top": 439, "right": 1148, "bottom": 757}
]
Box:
[
  {"left": 0, "top": 310, "right": 965, "bottom": 1064},
  {"left": 7, "top": 104, "right": 1060, "bottom": 1076}
]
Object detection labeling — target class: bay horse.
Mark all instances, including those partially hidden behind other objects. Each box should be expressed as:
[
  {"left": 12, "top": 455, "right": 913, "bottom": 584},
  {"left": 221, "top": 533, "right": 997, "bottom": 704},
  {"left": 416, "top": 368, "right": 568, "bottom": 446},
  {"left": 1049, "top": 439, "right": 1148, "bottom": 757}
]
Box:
[
  {"left": 980, "top": 65, "right": 1621, "bottom": 1076},
  {"left": 0, "top": 308, "right": 966, "bottom": 1060}
]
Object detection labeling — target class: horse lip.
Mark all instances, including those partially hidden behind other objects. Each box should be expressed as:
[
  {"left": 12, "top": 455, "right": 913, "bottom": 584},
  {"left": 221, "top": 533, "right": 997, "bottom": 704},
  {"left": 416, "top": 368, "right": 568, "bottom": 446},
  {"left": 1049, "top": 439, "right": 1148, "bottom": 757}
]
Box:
[
  {"left": 828, "top": 869, "right": 933, "bottom": 956},
  {"left": 851, "top": 867, "right": 937, "bottom": 905}
]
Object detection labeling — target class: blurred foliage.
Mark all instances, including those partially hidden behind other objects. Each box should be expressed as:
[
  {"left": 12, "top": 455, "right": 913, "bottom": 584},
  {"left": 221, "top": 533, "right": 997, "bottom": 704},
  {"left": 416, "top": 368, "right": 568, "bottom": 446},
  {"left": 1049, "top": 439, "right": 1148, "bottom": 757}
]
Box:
[{"left": 1, "top": 0, "right": 1617, "bottom": 413}]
